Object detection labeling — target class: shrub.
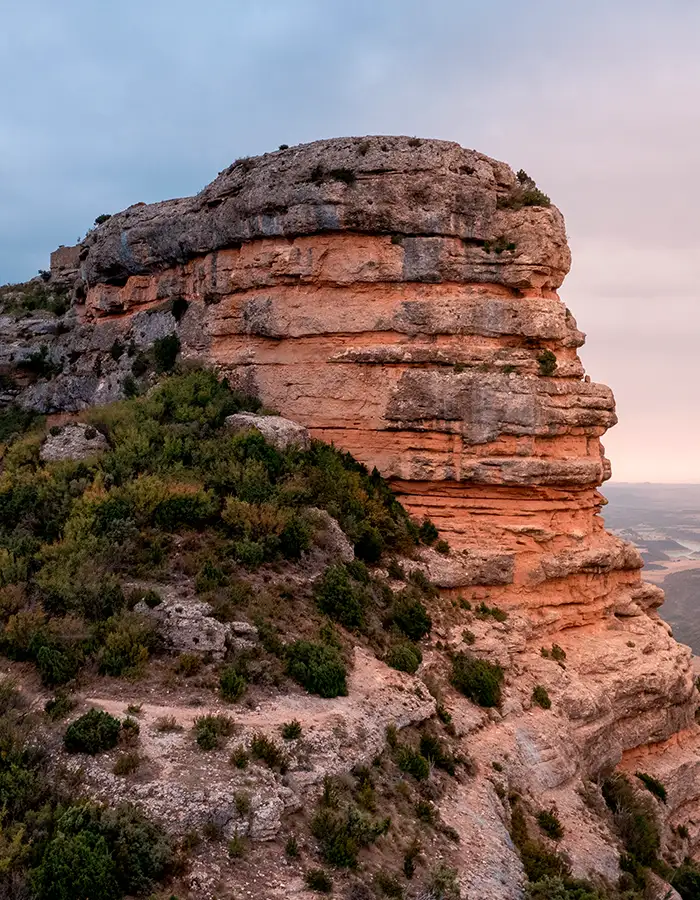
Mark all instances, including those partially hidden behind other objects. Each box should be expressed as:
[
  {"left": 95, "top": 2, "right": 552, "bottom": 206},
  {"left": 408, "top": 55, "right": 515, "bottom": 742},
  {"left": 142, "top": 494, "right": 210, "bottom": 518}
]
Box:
[
  {"left": 475, "top": 601, "right": 507, "bottom": 622},
  {"left": 250, "top": 733, "right": 287, "bottom": 772},
  {"left": 45, "top": 692, "right": 76, "bottom": 721},
  {"left": 286, "top": 639, "right": 348, "bottom": 698},
  {"left": 311, "top": 803, "right": 390, "bottom": 867},
  {"left": 193, "top": 714, "right": 234, "bottom": 751},
  {"left": 64, "top": 708, "right": 122, "bottom": 754},
  {"left": 434, "top": 539, "right": 450, "bottom": 555},
  {"left": 97, "top": 614, "right": 154, "bottom": 678},
  {"left": 120, "top": 715, "right": 140, "bottom": 745},
  {"left": 541, "top": 644, "right": 566, "bottom": 662},
  {"left": 386, "top": 642, "right": 422, "bottom": 674},
  {"left": 537, "top": 350, "right": 557, "bottom": 376},
  {"left": 415, "top": 799, "right": 436, "bottom": 823},
  {"left": 462, "top": 629, "right": 475, "bottom": 645},
  {"left": 305, "top": 868, "right": 333, "bottom": 892},
  {"left": 228, "top": 835, "right": 247, "bottom": 858},
  {"left": 536, "top": 809, "right": 563, "bottom": 840},
  {"left": 396, "top": 745, "right": 430, "bottom": 780},
  {"left": 418, "top": 519, "right": 439, "bottom": 545},
  {"left": 230, "top": 744, "right": 249, "bottom": 768},
  {"left": 32, "top": 830, "right": 120, "bottom": 900},
  {"left": 450, "top": 653, "right": 504, "bottom": 707},
  {"left": 234, "top": 791, "right": 251, "bottom": 816},
  {"left": 635, "top": 771, "right": 667, "bottom": 803},
  {"left": 601, "top": 773, "right": 660, "bottom": 866},
  {"left": 219, "top": 665, "right": 247, "bottom": 702},
  {"left": 390, "top": 591, "right": 432, "bottom": 641},
  {"left": 153, "top": 335, "right": 180, "bottom": 373},
  {"left": 374, "top": 870, "right": 404, "bottom": 897},
  {"left": 176, "top": 652, "right": 202, "bottom": 677},
  {"left": 419, "top": 734, "right": 455, "bottom": 775},
  {"left": 315, "top": 564, "right": 365, "bottom": 628},
  {"left": 532, "top": 685, "right": 551, "bottom": 710},
  {"left": 387, "top": 559, "right": 405, "bottom": 580},
  {"left": 154, "top": 715, "right": 182, "bottom": 732},
  {"left": 114, "top": 751, "right": 141, "bottom": 776},
  {"left": 426, "top": 864, "right": 461, "bottom": 900},
  {"left": 285, "top": 833, "right": 300, "bottom": 857},
  {"left": 403, "top": 837, "right": 422, "bottom": 878},
  {"left": 282, "top": 719, "right": 302, "bottom": 740},
  {"left": 354, "top": 521, "right": 385, "bottom": 563},
  {"left": 672, "top": 860, "right": 700, "bottom": 899}
]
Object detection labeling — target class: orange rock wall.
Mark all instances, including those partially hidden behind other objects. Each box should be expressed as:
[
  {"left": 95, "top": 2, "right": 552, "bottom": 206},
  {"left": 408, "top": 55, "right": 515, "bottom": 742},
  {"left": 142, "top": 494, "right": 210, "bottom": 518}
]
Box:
[{"left": 82, "top": 231, "right": 640, "bottom": 635}]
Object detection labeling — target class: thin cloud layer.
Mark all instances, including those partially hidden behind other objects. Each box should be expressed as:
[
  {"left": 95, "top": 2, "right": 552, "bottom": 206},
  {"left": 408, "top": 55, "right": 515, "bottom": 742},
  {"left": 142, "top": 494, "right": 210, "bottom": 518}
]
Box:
[{"left": 1, "top": 0, "right": 698, "bottom": 481}]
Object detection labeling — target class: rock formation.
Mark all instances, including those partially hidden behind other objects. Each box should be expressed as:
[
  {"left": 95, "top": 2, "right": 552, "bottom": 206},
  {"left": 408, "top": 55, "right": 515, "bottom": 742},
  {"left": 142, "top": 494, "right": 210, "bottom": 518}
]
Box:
[{"left": 2, "top": 136, "right": 699, "bottom": 896}]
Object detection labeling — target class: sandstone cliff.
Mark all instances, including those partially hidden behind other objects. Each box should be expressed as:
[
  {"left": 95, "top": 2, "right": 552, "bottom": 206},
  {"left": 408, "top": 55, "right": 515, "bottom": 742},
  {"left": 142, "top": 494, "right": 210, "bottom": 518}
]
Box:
[{"left": 1, "top": 136, "right": 698, "bottom": 899}]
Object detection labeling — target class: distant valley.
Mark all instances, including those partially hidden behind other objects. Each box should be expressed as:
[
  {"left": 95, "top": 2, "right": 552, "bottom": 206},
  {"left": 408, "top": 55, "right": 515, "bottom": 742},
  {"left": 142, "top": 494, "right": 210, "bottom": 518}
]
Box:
[{"left": 603, "top": 483, "right": 700, "bottom": 651}]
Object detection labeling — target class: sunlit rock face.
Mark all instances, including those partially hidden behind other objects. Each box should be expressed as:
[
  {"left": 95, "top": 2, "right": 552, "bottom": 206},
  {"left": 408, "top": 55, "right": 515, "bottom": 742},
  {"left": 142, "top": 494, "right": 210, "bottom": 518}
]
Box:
[
  {"left": 78, "top": 137, "right": 630, "bottom": 630},
  {"left": 5, "top": 137, "right": 699, "bottom": 879}
]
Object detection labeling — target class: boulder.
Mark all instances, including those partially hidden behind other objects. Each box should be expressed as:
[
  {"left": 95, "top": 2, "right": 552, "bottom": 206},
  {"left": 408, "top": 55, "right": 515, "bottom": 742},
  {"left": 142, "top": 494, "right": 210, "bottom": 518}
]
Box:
[
  {"left": 224, "top": 412, "right": 311, "bottom": 451},
  {"left": 39, "top": 423, "right": 108, "bottom": 462}
]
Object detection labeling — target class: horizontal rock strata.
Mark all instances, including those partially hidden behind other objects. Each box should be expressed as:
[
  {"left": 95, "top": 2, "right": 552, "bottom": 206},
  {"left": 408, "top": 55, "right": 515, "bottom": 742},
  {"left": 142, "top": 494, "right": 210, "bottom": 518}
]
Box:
[{"left": 3, "top": 135, "right": 698, "bottom": 888}]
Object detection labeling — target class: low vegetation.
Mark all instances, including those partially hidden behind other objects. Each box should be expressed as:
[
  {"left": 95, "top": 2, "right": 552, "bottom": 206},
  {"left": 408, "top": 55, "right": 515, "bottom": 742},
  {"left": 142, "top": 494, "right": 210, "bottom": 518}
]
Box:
[
  {"left": 0, "top": 370, "right": 435, "bottom": 701},
  {"left": 0, "top": 684, "right": 171, "bottom": 898},
  {"left": 450, "top": 653, "right": 504, "bottom": 707}
]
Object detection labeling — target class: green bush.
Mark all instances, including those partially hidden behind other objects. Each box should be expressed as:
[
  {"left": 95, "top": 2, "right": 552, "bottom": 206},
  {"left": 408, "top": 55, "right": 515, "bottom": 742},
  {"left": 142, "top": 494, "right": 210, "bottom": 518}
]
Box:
[
  {"left": 176, "top": 652, "right": 202, "bottom": 676},
  {"left": 475, "top": 601, "right": 508, "bottom": 622},
  {"left": 282, "top": 719, "right": 302, "bottom": 740},
  {"left": 33, "top": 830, "right": 121, "bottom": 900},
  {"left": 396, "top": 745, "right": 430, "bottom": 780},
  {"left": 602, "top": 774, "right": 660, "bottom": 866},
  {"left": 419, "top": 733, "right": 455, "bottom": 775},
  {"left": 286, "top": 639, "right": 348, "bottom": 698},
  {"left": 64, "top": 708, "right": 122, "bottom": 754},
  {"left": 305, "top": 868, "right": 333, "bottom": 892},
  {"left": 193, "top": 714, "right": 234, "bottom": 751},
  {"left": 635, "top": 771, "right": 667, "bottom": 803},
  {"left": 386, "top": 642, "right": 422, "bottom": 674},
  {"left": 672, "top": 860, "right": 700, "bottom": 900},
  {"left": 250, "top": 732, "right": 288, "bottom": 772},
  {"left": 532, "top": 685, "right": 551, "bottom": 710},
  {"left": 418, "top": 519, "right": 439, "bottom": 545},
  {"left": 374, "top": 870, "right": 404, "bottom": 897},
  {"left": 45, "top": 692, "right": 76, "bottom": 721},
  {"left": 389, "top": 590, "right": 432, "bottom": 641},
  {"left": 153, "top": 335, "right": 181, "bottom": 373},
  {"left": 536, "top": 809, "right": 563, "bottom": 840},
  {"left": 425, "top": 864, "right": 461, "bottom": 900},
  {"left": 315, "top": 564, "right": 366, "bottom": 628},
  {"left": 537, "top": 350, "right": 557, "bottom": 377},
  {"left": 311, "top": 803, "right": 390, "bottom": 867},
  {"left": 97, "top": 613, "right": 154, "bottom": 677},
  {"left": 219, "top": 666, "right": 247, "bottom": 702},
  {"left": 450, "top": 653, "right": 504, "bottom": 707}
]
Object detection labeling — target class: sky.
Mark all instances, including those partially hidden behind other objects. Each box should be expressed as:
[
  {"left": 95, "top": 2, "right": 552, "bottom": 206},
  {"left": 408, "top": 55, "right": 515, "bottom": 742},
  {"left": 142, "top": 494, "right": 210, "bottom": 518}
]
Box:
[{"left": 1, "top": 0, "right": 699, "bottom": 482}]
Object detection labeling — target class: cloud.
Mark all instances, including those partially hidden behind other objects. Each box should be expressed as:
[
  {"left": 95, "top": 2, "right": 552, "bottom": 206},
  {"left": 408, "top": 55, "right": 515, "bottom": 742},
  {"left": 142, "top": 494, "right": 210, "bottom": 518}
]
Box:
[{"left": 1, "top": 0, "right": 699, "bottom": 481}]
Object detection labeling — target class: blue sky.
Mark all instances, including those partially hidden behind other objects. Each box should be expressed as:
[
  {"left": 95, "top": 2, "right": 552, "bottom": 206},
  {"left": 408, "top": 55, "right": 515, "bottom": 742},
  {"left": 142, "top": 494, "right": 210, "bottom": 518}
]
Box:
[{"left": 2, "top": 0, "right": 700, "bottom": 481}]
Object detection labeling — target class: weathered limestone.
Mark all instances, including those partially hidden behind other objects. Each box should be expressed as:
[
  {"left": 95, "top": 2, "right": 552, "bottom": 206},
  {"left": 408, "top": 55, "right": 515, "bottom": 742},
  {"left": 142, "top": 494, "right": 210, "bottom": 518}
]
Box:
[
  {"left": 4, "top": 136, "right": 699, "bottom": 889},
  {"left": 39, "top": 422, "right": 109, "bottom": 461}
]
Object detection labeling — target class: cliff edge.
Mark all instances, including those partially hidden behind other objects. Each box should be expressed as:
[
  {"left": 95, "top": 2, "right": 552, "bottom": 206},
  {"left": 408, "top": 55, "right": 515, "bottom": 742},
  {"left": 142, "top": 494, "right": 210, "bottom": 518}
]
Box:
[{"left": 1, "top": 136, "right": 698, "bottom": 899}]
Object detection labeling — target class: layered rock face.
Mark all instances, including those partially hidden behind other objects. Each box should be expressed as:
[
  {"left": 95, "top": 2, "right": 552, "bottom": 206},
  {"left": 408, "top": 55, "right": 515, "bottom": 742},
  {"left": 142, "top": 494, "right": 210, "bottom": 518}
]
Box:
[
  {"left": 73, "top": 138, "right": 648, "bottom": 635},
  {"left": 3, "top": 136, "right": 698, "bottom": 889}
]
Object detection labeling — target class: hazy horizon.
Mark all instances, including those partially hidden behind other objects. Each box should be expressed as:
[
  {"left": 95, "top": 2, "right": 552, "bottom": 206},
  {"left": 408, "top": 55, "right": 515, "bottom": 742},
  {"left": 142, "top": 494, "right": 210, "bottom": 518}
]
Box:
[{"left": 2, "top": 1, "right": 699, "bottom": 482}]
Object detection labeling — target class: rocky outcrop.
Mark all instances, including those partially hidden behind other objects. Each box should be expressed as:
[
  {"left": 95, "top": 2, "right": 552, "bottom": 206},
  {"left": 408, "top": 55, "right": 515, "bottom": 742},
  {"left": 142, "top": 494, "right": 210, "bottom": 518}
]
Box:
[
  {"left": 224, "top": 412, "right": 311, "bottom": 451},
  {"left": 2, "top": 136, "right": 698, "bottom": 894},
  {"left": 39, "top": 421, "right": 109, "bottom": 461}
]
